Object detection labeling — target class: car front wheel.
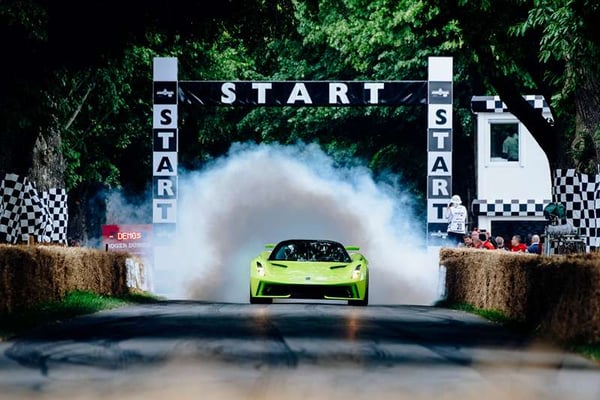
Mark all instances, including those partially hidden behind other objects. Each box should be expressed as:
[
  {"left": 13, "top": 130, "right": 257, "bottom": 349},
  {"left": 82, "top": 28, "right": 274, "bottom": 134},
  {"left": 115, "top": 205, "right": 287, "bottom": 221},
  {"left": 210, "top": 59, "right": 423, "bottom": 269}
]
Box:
[
  {"left": 348, "top": 285, "right": 369, "bottom": 306},
  {"left": 249, "top": 292, "right": 273, "bottom": 304}
]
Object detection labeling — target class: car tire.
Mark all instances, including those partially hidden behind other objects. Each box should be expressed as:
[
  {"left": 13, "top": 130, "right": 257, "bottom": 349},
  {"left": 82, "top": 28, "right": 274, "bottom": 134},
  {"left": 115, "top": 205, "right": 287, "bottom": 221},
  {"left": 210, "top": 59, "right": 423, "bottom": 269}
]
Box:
[
  {"left": 249, "top": 293, "right": 272, "bottom": 304},
  {"left": 348, "top": 284, "right": 369, "bottom": 306}
]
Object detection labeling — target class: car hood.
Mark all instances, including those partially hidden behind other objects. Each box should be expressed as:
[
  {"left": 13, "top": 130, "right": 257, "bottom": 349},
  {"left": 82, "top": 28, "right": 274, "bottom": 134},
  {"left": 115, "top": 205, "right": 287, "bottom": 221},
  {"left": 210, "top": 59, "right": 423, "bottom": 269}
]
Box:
[{"left": 263, "top": 260, "right": 360, "bottom": 282}]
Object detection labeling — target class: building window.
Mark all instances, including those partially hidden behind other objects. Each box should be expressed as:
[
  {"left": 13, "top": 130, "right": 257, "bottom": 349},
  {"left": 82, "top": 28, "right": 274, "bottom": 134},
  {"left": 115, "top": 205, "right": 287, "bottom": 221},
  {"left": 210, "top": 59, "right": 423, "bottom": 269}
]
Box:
[{"left": 490, "top": 122, "right": 519, "bottom": 162}]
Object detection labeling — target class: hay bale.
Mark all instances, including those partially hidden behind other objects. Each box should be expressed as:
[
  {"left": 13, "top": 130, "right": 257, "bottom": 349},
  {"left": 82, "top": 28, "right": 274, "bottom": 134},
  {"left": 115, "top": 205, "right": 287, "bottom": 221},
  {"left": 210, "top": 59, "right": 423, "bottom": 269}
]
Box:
[
  {"left": 440, "top": 248, "right": 532, "bottom": 319},
  {"left": 0, "top": 245, "right": 131, "bottom": 313},
  {"left": 537, "top": 254, "right": 600, "bottom": 343},
  {"left": 440, "top": 248, "right": 600, "bottom": 344}
]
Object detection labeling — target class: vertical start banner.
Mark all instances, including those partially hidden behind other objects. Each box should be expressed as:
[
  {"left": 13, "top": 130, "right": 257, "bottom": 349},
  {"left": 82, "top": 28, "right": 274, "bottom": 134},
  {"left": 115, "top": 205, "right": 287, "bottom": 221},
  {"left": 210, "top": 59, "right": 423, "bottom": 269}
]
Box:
[
  {"left": 152, "top": 58, "right": 178, "bottom": 243},
  {"left": 427, "top": 57, "right": 453, "bottom": 240}
]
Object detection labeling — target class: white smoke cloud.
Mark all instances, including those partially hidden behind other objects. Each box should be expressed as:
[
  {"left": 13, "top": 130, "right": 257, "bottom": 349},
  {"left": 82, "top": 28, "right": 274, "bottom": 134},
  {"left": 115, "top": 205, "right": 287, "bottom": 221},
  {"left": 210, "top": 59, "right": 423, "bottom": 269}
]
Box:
[
  {"left": 105, "top": 191, "right": 151, "bottom": 225},
  {"left": 152, "top": 142, "right": 441, "bottom": 305}
]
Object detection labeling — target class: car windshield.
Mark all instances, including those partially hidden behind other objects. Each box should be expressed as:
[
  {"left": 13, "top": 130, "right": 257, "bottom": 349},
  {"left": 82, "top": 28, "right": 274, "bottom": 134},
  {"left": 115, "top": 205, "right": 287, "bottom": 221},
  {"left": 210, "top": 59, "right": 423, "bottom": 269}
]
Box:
[{"left": 269, "top": 240, "right": 351, "bottom": 263}]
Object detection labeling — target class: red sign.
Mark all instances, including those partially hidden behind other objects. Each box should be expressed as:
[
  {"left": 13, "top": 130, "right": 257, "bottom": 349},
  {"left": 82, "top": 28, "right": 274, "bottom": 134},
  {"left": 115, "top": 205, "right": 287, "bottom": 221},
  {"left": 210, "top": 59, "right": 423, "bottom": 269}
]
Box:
[{"left": 102, "top": 224, "right": 153, "bottom": 256}]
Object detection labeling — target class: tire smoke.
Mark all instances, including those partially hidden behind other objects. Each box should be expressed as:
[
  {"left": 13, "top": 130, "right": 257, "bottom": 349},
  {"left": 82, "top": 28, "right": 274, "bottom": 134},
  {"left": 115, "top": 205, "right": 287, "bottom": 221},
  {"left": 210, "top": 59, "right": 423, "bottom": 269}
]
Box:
[{"left": 153, "top": 142, "right": 441, "bottom": 305}]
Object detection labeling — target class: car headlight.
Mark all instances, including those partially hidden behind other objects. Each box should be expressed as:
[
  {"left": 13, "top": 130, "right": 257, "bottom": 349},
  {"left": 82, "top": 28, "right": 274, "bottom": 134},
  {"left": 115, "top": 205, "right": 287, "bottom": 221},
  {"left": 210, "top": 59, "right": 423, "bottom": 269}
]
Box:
[
  {"left": 256, "top": 261, "right": 265, "bottom": 277},
  {"left": 352, "top": 264, "right": 362, "bottom": 280}
]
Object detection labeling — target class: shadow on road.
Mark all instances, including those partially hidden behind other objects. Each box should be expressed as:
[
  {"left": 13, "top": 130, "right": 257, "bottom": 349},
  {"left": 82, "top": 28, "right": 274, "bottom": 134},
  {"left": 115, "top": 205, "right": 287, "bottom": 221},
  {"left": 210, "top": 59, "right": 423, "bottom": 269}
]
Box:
[{"left": 3, "top": 301, "right": 596, "bottom": 376}]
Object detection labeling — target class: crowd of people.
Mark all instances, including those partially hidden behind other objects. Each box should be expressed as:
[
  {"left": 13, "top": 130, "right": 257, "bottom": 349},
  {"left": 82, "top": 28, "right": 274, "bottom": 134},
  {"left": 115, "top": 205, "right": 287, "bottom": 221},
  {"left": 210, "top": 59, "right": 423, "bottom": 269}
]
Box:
[
  {"left": 445, "top": 193, "right": 542, "bottom": 253},
  {"left": 456, "top": 229, "right": 542, "bottom": 253}
]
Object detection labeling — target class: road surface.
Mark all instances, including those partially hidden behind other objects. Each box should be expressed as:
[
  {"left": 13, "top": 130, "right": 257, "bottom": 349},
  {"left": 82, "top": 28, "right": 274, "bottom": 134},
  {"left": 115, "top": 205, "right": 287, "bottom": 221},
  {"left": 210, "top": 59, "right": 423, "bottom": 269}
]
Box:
[{"left": 1, "top": 301, "right": 599, "bottom": 399}]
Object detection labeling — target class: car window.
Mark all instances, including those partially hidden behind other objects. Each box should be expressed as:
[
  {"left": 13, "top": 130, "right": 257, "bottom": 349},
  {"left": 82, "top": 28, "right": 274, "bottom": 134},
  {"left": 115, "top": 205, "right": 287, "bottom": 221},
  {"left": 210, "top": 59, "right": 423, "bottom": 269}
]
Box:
[{"left": 269, "top": 241, "right": 351, "bottom": 263}]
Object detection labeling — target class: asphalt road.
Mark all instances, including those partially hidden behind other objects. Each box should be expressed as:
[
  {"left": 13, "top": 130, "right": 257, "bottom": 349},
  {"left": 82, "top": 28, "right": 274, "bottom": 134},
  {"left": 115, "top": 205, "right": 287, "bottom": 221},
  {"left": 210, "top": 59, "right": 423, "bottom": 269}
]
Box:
[{"left": 1, "top": 301, "right": 599, "bottom": 400}]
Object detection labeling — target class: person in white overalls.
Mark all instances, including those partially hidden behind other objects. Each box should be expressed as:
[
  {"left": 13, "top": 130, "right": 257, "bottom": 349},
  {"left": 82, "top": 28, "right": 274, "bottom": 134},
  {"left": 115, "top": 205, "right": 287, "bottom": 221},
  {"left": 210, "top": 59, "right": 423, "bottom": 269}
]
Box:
[{"left": 446, "top": 194, "right": 468, "bottom": 246}]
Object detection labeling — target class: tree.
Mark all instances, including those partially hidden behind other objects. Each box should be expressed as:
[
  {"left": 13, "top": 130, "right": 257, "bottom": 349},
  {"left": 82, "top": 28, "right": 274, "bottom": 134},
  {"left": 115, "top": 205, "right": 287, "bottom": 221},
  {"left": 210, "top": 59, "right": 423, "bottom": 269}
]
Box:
[
  {"left": 290, "top": 0, "right": 600, "bottom": 175},
  {"left": 0, "top": 0, "right": 56, "bottom": 186},
  {"left": 271, "top": 0, "right": 472, "bottom": 200},
  {"left": 443, "top": 0, "right": 600, "bottom": 173},
  {"left": 516, "top": 0, "right": 600, "bottom": 172},
  {"left": 3, "top": 0, "right": 596, "bottom": 242}
]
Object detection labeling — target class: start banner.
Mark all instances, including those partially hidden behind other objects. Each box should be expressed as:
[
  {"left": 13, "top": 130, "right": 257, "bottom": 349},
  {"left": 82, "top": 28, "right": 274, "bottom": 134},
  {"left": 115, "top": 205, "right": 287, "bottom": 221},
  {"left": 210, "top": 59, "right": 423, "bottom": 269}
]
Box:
[{"left": 177, "top": 81, "right": 427, "bottom": 106}]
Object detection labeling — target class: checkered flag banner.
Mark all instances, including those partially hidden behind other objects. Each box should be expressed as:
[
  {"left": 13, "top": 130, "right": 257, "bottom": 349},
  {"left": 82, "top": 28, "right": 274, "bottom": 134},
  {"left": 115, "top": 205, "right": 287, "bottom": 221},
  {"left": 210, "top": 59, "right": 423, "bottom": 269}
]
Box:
[
  {"left": 553, "top": 169, "right": 599, "bottom": 251},
  {"left": 20, "top": 179, "right": 53, "bottom": 243},
  {"left": 472, "top": 199, "right": 551, "bottom": 217},
  {"left": 0, "top": 173, "right": 68, "bottom": 244},
  {"left": 42, "top": 188, "right": 69, "bottom": 244},
  {"left": 0, "top": 173, "right": 27, "bottom": 243}
]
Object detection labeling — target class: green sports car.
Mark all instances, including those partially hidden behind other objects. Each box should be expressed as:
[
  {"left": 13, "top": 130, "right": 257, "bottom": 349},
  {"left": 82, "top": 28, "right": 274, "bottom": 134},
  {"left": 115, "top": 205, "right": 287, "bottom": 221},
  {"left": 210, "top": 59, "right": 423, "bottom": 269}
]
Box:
[{"left": 249, "top": 239, "right": 369, "bottom": 306}]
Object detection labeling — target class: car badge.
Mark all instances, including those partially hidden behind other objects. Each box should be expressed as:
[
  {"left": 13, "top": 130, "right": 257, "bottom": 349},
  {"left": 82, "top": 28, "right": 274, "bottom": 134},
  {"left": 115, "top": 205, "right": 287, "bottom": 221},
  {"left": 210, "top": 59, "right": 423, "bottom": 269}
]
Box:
[
  {"left": 156, "top": 88, "right": 174, "bottom": 98},
  {"left": 431, "top": 87, "right": 449, "bottom": 97}
]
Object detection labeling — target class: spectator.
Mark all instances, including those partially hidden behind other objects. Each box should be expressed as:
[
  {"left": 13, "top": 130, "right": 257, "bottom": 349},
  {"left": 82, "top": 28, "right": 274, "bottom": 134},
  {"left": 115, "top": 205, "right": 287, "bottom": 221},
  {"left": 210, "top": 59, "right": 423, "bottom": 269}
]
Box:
[
  {"left": 495, "top": 236, "right": 507, "bottom": 250},
  {"left": 527, "top": 234, "right": 541, "bottom": 254},
  {"left": 510, "top": 235, "right": 527, "bottom": 252},
  {"left": 482, "top": 230, "right": 497, "bottom": 247},
  {"left": 446, "top": 194, "right": 468, "bottom": 246},
  {"left": 461, "top": 234, "right": 473, "bottom": 248},
  {"left": 471, "top": 231, "right": 483, "bottom": 249},
  {"left": 480, "top": 232, "right": 496, "bottom": 250}
]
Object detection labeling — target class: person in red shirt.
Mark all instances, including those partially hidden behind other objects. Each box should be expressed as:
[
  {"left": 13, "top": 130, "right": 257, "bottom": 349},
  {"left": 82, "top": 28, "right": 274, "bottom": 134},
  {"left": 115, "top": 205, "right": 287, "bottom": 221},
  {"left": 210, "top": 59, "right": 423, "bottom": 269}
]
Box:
[
  {"left": 510, "top": 235, "right": 527, "bottom": 252},
  {"left": 479, "top": 232, "right": 496, "bottom": 250},
  {"left": 471, "top": 230, "right": 482, "bottom": 248}
]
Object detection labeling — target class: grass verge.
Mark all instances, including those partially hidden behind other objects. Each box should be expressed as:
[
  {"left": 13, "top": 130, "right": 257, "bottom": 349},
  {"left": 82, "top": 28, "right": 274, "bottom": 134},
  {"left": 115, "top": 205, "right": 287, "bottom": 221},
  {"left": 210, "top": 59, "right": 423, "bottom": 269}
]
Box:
[
  {"left": 434, "top": 299, "right": 526, "bottom": 328},
  {"left": 446, "top": 302, "right": 515, "bottom": 324},
  {"left": 569, "top": 344, "right": 600, "bottom": 362},
  {"left": 0, "top": 290, "right": 163, "bottom": 340},
  {"left": 435, "top": 299, "right": 600, "bottom": 363}
]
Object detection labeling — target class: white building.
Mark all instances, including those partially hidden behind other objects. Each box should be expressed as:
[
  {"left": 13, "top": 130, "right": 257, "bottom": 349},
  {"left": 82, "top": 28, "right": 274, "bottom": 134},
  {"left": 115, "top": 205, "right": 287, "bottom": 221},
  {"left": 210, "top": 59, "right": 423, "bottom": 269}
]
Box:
[{"left": 470, "top": 95, "right": 553, "bottom": 243}]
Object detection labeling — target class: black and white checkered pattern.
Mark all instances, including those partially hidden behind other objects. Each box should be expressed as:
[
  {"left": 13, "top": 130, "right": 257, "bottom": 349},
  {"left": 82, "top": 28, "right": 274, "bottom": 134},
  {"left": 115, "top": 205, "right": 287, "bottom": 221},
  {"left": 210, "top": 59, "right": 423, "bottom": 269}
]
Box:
[
  {"left": 20, "top": 180, "right": 53, "bottom": 243},
  {"left": 0, "top": 174, "right": 27, "bottom": 243},
  {"left": 42, "top": 188, "right": 68, "bottom": 244},
  {"left": 0, "top": 173, "right": 68, "bottom": 244},
  {"left": 552, "top": 169, "right": 599, "bottom": 251},
  {"left": 471, "top": 95, "right": 554, "bottom": 122},
  {"left": 471, "top": 199, "right": 550, "bottom": 217}
]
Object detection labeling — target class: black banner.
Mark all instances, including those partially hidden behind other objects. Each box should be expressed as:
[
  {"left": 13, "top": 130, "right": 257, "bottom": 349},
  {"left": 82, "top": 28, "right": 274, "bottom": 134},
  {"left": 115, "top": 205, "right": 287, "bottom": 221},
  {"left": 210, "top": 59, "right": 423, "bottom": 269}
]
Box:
[{"left": 179, "top": 81, "right": 427, "bottom": 107}]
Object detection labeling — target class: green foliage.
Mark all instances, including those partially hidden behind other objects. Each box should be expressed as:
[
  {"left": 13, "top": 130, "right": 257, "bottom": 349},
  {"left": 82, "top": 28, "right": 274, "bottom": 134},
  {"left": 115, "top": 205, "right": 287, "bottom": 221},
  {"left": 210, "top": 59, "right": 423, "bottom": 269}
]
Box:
[
  {"left": 512, "top": 0, "right": 600, "bottom": 97},
  {"left": 294, "top": 0, "right": 461, "bottom": 79},
  {"left": 0, "top": 0, "right": 46, "bottom": 41},
  {"left": 508, "top": 0, "right": 600, "bottom": 170},
  {"left": 54, "top": 47, "right": 154, "bottom": 191},
  {"left": 3, "top": 0, "right": 599, "bottom": 213}
]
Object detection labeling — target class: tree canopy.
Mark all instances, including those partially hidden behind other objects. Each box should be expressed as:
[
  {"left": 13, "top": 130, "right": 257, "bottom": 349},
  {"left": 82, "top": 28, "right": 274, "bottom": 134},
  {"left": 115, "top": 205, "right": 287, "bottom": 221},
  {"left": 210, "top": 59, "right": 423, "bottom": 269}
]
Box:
[{"left": 1, "top": 0, "right": 598, "bottom": 236}]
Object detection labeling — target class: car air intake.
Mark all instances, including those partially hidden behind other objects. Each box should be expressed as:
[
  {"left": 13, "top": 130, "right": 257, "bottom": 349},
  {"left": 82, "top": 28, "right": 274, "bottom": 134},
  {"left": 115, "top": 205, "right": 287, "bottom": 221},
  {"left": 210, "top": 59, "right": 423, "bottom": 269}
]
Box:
[{"left": 262, "top": 283, "right": 355, "bottom": 299}]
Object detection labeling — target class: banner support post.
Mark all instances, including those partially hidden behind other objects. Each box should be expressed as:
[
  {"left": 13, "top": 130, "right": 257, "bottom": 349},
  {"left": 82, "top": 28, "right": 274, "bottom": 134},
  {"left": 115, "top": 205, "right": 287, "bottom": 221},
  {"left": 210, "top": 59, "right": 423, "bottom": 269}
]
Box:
[{"left": 426, "top": 56, "right": 453, "bottom": 246}]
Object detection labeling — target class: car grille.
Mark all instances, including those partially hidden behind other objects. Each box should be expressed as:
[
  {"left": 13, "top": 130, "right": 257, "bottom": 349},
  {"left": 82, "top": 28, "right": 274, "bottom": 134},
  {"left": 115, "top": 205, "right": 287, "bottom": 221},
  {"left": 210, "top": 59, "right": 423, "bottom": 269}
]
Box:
[{"left": 261, "top": 283, "right": 356, "bottom": 299}]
